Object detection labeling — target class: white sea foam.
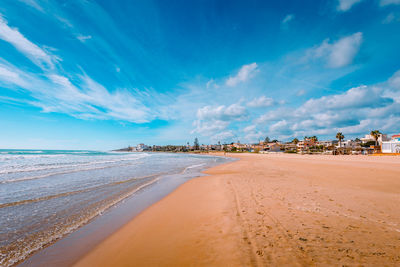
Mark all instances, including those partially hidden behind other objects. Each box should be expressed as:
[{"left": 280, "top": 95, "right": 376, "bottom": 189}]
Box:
[
  {"left": 0, "top": 153, "right": 150, "bottom": 175},
  {"left": 0, "top": 151, "right": 228, "bottom": 267},
  {"left": 0, "top": 161, "right": 142, "bottom": 184}
]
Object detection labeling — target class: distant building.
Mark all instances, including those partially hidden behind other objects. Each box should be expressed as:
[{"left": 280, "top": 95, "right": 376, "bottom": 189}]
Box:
[
  {"left": 360, "top": 134, "right": 390, "bottom": 144},
  {"left": 297, "top": 139, "right": 316, "bottom": 151},
  {"left": 268, "top": 143, "right": 282, "bottom": 152},
  {"left": 136, "top": 143, "right": 149, "bottom": 152},
  {"left": 232, "top": 143, "right": 249, "bottom": 150},
  {"left": 337, "top": 140, "right": 361, "bottom": 149},
  {"left": 381, "top": 134, "right": 400, "bottom": 153},
  {"left": 318, "top": 140, "right": 338, "bottom": 147}
]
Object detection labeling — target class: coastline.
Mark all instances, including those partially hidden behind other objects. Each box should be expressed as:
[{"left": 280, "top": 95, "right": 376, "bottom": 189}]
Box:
[
  {"left": 75, "top": 152, "right": 400, "bottom": 266},
  {"left": 17, "top": 153, "right": 232, "bottom": 267}
]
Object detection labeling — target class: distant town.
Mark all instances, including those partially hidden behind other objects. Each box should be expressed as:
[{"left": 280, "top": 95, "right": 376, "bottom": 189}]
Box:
[{"left": 115, "top": 130, "right": 400, "bottom": 155}]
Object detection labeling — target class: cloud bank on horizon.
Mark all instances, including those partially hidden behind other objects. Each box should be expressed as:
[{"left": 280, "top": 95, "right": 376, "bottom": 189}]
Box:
[{"left": 0, "top": 0, "right": 400, "bottom": 149}]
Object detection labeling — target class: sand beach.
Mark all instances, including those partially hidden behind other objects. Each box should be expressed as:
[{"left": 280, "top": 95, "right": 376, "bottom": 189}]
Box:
[{"left": 74, "top": 153, "right": 400, "bottom": 266}]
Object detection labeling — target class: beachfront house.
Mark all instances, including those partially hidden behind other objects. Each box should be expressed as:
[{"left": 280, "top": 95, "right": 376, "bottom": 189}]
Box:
[
  {"left": 381, "top": 134, "right": 400, "bottom": 153},
  {"left": 360, "top": 133, "right": 390, "bottom": 144},
  {"left": 336, "top": 140, "right": 361, "bottom": 149},
  {"left": 296, "top": 138, "right": 316, "bottom": 152},
  {"left": 136, "top": 143, "right": 150, "bottom": 152}
]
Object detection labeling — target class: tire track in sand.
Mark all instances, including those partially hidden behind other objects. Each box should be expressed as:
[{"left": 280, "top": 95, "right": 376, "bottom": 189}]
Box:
[{"left": 229, "top": 175, "right": 314, "bottom": 266}]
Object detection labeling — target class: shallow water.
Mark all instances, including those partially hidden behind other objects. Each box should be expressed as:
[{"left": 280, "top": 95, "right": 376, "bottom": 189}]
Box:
[{"left": 0, "top": 150, "right": 229, "bottom": 266}]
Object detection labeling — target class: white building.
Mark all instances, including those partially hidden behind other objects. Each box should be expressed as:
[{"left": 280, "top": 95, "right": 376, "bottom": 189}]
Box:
[
  {"left": 337, "top": 140, "right": 360, "bottom": 149},
  {"left": 136, "top": 143, "right": 149, "bottom": 152},
  {"left": 360, "top": 134, "right": 390, "bottom": 144},
  {"left": 381, "top": 134, "right": 400, "bottom": 153}
]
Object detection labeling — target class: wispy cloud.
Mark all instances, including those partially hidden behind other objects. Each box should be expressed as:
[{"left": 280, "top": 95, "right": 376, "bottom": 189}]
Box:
[
  {"left": 0, "top": 58, "right": 155, "bottom": 123},
  {"left": 0, "top": 16, "right": 58, "bottom": 69},
  {"left": 76, "top": 35, "right": 92, "bottom": 42},
  {"left": 192, "top": 120, "right": 229, "bottom": 136},
  {"left": 210, "top": 130, "right": 235, "bottom": 143},
  {"left": 0, "top": 62, "right": 28, "bottom": 87},
  {"left": 17, "top": 0, "right": 44, "bottom": 12},
  {"left": 196, "top": 103, "right": 248, "bottom": 121},
  {"left": 337, "top": 0, "right": 363, "bottom": 11},
  {"left": 0, "top": 12, "right": 160, "bottom": 123},
  {"left": 380, "top": 0, "right": 400, "bottom": 6},
  {"left": 247, "top": 96, "right": 275, "bottom": 108},
  {"left": 308, "top": 32, "right": 363, "bottom": 68},
  {"left": 226, "top": 63, "right": 258, "bottom": 87},
  {"left": 281, "top": 14, "right": 295, "bottom": 29}
]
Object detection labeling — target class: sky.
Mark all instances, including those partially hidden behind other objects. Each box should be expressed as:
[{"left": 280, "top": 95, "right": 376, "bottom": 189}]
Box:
[{"left": 1, "top": 0, "right": 400, "bottom": 150}]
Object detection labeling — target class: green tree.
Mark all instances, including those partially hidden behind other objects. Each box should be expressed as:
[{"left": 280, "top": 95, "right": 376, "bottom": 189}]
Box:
[
  {"left": 194, "top": 137, "right": 200, "bottom": 150},
  {"left": 264, "top": 136, "right": 270, "bottom": 144},
  {"left": 292, "top": 138, "right": 299, "bottom": 144},
  {"left": 336, "top": 132, "right": 344, "bottom": 148}
]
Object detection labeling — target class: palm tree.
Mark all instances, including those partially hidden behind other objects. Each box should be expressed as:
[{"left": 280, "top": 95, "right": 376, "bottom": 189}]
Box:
[
  {"left": 311, "top": 136, "right": 318, "bottom": 142},
  {"left": 370, "top": 130, "right": 382, "bottom": 147},
  {"left": 336, "top": 132, "right": 344, "bottom": 148}
]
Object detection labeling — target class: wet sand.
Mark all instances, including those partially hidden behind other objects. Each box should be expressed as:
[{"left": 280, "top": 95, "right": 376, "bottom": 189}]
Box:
[{"left": 75, "top": 153, "right": 400, "bottom": 266}]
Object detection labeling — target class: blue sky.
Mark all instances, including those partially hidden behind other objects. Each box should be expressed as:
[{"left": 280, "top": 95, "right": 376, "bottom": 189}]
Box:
[{"left": 1, "top": 0, "right": 400, "bottom": 149}]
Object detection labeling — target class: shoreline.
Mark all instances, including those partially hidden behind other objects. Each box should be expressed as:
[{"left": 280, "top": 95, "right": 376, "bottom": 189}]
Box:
[
  {"left": 75, "top": 153, "right": 400, "bottom": 266},
  {"left": 17, "top": 153, "right": 232, "bottom": 267}
]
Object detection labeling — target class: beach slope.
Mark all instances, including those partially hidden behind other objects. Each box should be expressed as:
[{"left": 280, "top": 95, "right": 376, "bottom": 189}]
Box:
[{"left": 75, "top": 153, "right": 400, "bottom": 266}]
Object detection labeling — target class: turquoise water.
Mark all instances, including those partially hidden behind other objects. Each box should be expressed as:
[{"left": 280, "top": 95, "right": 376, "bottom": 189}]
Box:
[{"left": 0, "top": 150, "right": 230, "bottom": 266}]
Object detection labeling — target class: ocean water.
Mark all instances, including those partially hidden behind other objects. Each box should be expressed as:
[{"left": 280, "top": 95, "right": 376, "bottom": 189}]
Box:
[{"left": 0, "top": 150, "right": 230, "bottom": 266}]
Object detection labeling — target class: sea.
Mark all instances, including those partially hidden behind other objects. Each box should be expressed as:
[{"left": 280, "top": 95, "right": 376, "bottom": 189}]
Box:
[{"left": 0, "top": 149, "right": 231, "bottom": 266}]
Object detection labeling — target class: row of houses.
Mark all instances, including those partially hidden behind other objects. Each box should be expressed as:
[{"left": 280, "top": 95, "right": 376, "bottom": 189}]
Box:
[
  {"left": 210, "top": 132, "right": 400, "bottom": 154},
  {"left": 126, "top": 132, "right": 400, "bottom": 154}
]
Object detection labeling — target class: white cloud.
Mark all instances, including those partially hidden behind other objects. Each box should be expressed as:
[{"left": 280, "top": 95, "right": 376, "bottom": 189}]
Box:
[
  {"left": 310, "top": 32, "right": 363, "bottom": 68},
  {"left": 211, "top": 131, "right": 235, "bottom": 143},
  {"left": 242, "top": 125, "right": 265, "bottom": 143},
  {"left": 0, "top": 60, "right": 153, "bottom": 123},
  {"left": 299, "top": 85, "right": 392, "bottom": 112},
  {"left": 296, "top": 89, "right": 306, "bottom": 96},
  {"left": 192, "top": 103, "right": 248, "bottom": 141},
  {"left": 0, "top": 64, "right": 27, "bottom": 87},
  {"left": 191, "top": 120, "right": 229, "bottom": 136},
  {"left": 254, "top": 73, "right": 400, "bottom": 139},
  {"left": 281, "top": 14, "right": 295, "bottom": 28},
  {"left": 0, "top": 16, "right": 57, "bottom": 69},
  {"left": 197, "top": 103, "right": 248, "bottom": 121},
  {"left": 206, "top": 79, "right": 219, "bottom": 89},
  {"left": 255, "top": 107, "right": 291, "bottom": 124},
  {"left": 226, "top": 63, "right": 258, "bottom": 87},
  {"left": 244, "top": 131, "right": 265, "bottom": 143},
  {"left": 269, "top": 120, "right": 289, "bottom": 134},
  {"left": 17, "top": 0, "right": 44, "bottom": 12},
  {"left": 247, "top": 96, "right": 275, "bottom": 107},
  {"left": 383, "top": 13, "right": 396, "bottom": 24},
  {"left": 388, "top": 70, "right": 400, "bottom": 89},
  {"left": 77, "top": 35, "right": 92, "bottom": 42},
  {"left": 337, "top": 0, "right": 363, "bottom": 11},
  {"left": 243, "top": 125, "right": 256, "bottom": 133},
  {"left": 380, "top": 0, "right": 400, "bottom": 6}
]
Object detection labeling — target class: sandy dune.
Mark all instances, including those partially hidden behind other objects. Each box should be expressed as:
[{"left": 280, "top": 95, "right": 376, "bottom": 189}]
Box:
[{"left": 75, "top": 153, "right": 400, "bottom": 266}]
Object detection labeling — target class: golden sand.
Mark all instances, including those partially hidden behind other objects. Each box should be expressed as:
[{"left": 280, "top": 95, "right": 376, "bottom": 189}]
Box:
[{"left": 75, "top": 153, "right": 400, "bottom": 266}]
